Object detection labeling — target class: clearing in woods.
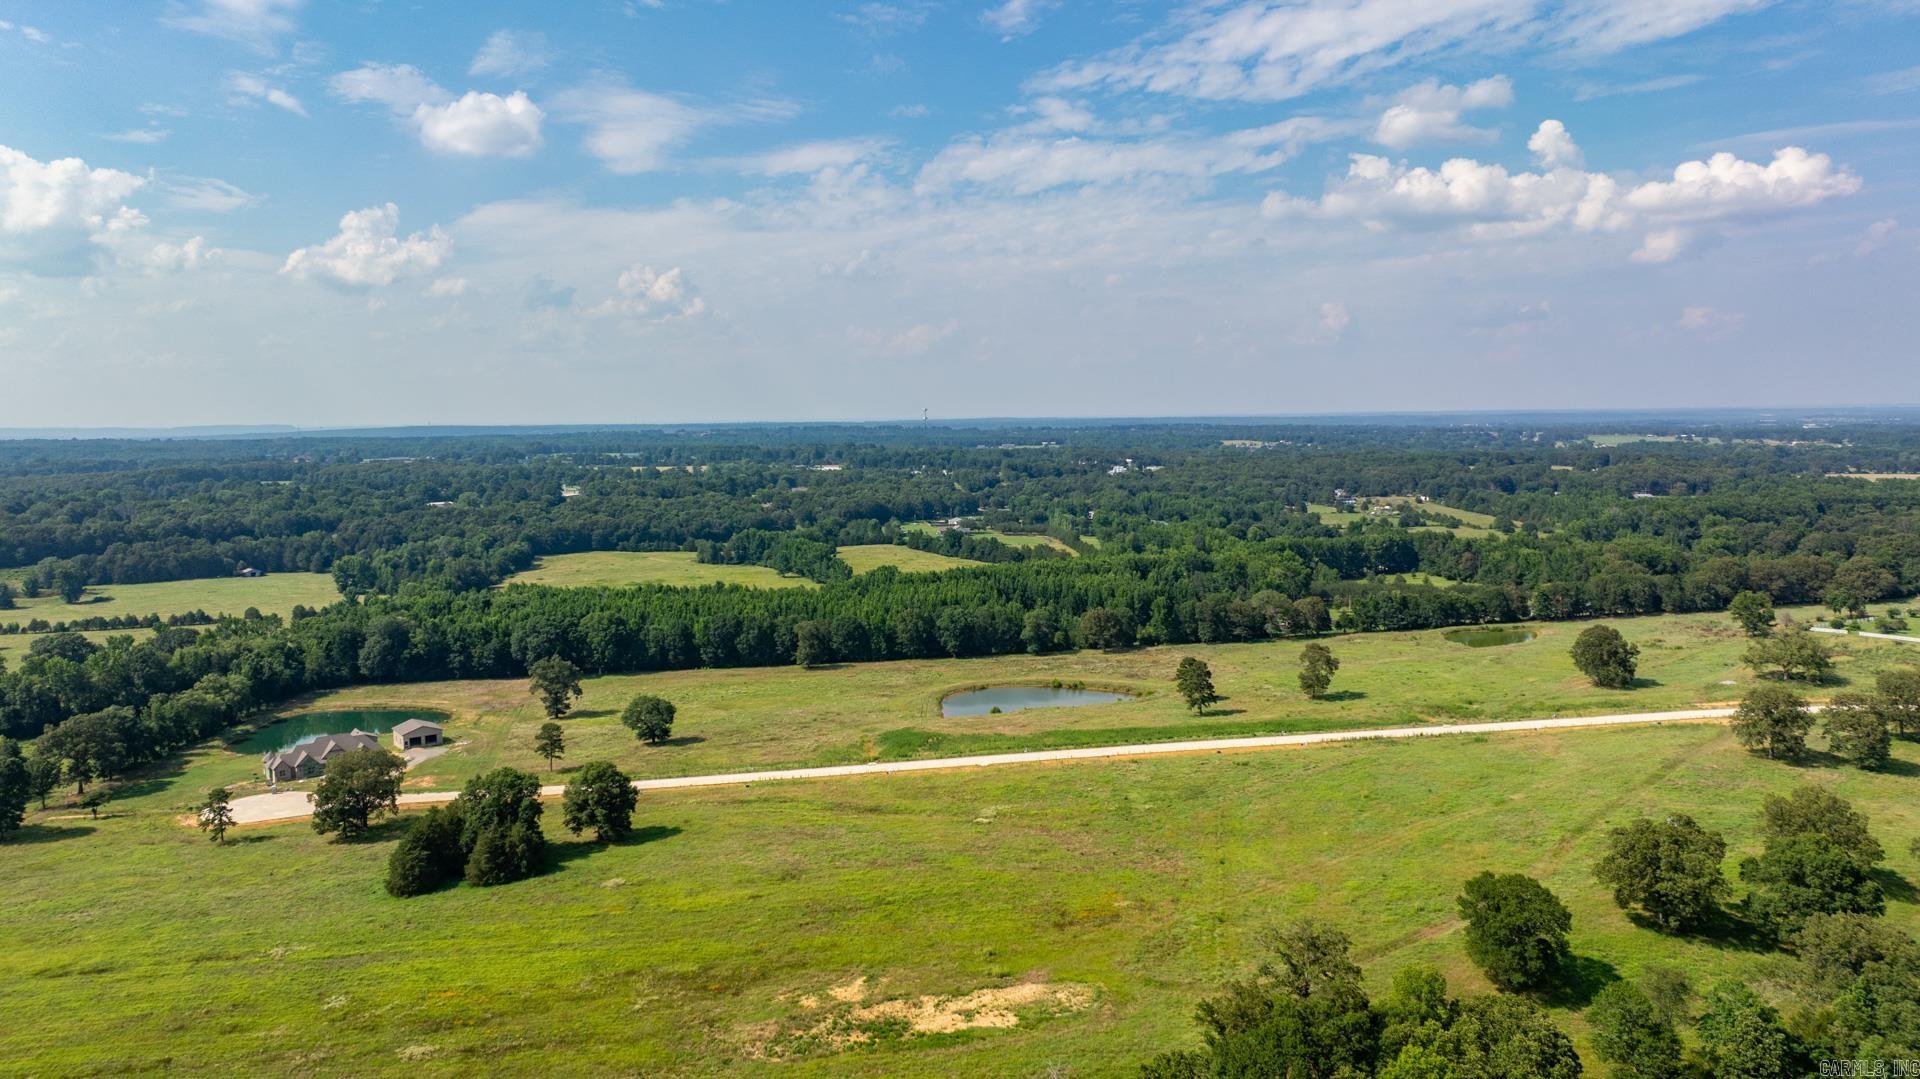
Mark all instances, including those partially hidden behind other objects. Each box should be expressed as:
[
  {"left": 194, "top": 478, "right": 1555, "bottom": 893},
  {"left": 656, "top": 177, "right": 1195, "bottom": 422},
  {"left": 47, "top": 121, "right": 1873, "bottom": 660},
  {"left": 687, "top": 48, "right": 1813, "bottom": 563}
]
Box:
[
  {"left": 501, "top": 551, "right": 817, "bottom": 590},
  {"left": 174, "top": 606, "right": 1916, "bottom": 799},
  {"left": 837, "top": 544, "right": 986, "bottom": 574},
  {"left": 0, "top": 572, "right": 342, "bottom": 629}
]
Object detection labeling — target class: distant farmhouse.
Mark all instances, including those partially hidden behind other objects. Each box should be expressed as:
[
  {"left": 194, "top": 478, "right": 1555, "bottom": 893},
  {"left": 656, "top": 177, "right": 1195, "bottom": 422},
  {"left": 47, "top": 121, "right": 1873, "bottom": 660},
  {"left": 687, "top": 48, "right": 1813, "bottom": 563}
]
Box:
[
  {"left": 262, "top": 730, "right": 379, "bottom": 782},
  {"left": 235, "top": 566, "right": 265, "bottom": 577}
]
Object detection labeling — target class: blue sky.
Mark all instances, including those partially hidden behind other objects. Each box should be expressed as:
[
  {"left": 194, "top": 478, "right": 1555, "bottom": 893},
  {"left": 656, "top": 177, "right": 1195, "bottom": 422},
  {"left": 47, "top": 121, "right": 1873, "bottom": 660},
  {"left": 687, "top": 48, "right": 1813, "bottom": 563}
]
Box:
[{"left": 1, "top": 0, "right": 1917, "bottom": 426}]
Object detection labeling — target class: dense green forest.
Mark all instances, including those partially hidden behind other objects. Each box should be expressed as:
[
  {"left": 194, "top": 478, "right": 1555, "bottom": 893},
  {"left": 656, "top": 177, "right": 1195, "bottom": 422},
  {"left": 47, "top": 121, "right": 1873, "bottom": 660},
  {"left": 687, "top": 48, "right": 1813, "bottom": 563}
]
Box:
[{"left": 5, "top": 415, "right": 1920, "bottom": 783}]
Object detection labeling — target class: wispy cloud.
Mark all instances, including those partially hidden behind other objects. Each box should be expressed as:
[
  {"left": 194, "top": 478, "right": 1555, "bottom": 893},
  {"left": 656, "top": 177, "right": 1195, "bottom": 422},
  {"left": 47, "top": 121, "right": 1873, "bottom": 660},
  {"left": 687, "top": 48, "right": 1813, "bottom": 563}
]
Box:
[
  {"left": 163, "top": 0, "right": 302, "bottom": 53},
  {"left": 1573, "top": 73, "right": 1706, "bottom": 101}
]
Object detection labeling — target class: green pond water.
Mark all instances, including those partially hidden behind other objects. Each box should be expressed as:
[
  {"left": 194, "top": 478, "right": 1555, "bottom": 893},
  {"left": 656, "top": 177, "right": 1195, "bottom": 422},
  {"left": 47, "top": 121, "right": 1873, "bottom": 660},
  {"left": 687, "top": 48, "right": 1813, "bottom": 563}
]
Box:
[
  {"left": 942, "top": 686, "right": 1134, "bottom": 718},
  {"left": 1443, "top": 627, "right": 1537, "bottom": 648},
  {"left": 233, "top": 709, "right": 450, "bottom": 754}
]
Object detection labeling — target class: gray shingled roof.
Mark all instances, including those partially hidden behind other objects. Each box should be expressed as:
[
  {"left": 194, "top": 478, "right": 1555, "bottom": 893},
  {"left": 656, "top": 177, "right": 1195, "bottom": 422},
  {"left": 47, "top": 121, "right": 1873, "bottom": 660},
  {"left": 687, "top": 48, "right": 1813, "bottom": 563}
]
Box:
[
  {"left": 263, "top": 730, "right": 379, "bottom": 773},
  {"left": 392, "top": 718, "right": 443, "bottom": 736}
]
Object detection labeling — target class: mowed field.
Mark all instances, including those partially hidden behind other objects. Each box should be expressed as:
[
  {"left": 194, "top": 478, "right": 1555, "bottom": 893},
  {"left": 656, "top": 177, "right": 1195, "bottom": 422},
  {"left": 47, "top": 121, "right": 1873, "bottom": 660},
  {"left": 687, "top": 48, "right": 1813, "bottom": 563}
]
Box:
[
  {"left": 0, "top": 572, "right": 341, "bottom": 628},
  {"left": 901, "top": 522, "right": 1078, "bottom": 555},
  {"left": 837, "top": 544, "right": 984, "bottom": 574},
  {"left": 4, "top": 722, "right": 1916, "bottom": 1076},
  {"left": 1306, "top": 499, "right": 1502, "bottom": 536},
  {"left": 186, "top": 607, "right": 1918, "bottom": 799},
  {"left": 503, "top": 552, "right": 816, "bottom": 590}
]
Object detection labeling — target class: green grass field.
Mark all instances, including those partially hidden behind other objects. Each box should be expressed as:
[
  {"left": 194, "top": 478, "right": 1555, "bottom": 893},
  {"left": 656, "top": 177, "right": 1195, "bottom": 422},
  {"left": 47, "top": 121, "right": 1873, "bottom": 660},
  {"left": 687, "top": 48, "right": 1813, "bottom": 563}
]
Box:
[
  {"left": 0, "top": 628, "right": 154, "bottom": 665},
  {"left": 183, "top": 607, "right": 1916, "bottom": 801},
  {"left": 503, "top": 552, "right": 817, "bottom": 590},
  {"left": 901, "top": 523, "right": 1078, "bottom": 555},
  {"left": 0, "top": 573, "right": 341, "bottom": 630},
  {"left": 5, "top": 720, "right": 1915, "bottom": 1076},
  {"left": 1307, "top": 499, "right": 1503, "bottom": 537},
  {"left": 837, "top": 544, "right": 985, "bottom": 575}
]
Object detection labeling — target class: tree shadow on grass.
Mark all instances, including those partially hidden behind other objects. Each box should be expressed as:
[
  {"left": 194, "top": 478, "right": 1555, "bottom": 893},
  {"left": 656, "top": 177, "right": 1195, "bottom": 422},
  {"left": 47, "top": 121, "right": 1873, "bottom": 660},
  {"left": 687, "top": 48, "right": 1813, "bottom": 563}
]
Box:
[
  {"left": 547, "top": 825, "right": 682, "bottom": 871},
  {"left": 1199, "top": 708, "right": 1248, "bottom": 718},
  {"left": 1538, "top": 954, "right": 1621, "bottom": 1009},
  {"left": 104, "top": 756, "right": 194, "bottom": 802},
  {"left": 1874, "top": 757, "right": 1920, "bottom": 779},
  {"left": 1319, "top": 690, "right": 1368, "bottom": 702},
  {"left": 658, "top": 735, "right": 706, "bottom": 748},
  {"left": 568, "top": 709, "right": 618, "bottom": 721},
  {"left": 1626, "top": 907, "right": 1772, "bottom": 954},
  {"left": 3, "top": 823, "right": 96, "bottom": 845},
  {"left": 1872, "top": 868, "right": 1918, "bottom": 905},
  {"left": 225, "top": 833, "right": 278, "bottom": 846},
  {"left": 1627, "top": 677, "right": 1665, "bottom": 690}
]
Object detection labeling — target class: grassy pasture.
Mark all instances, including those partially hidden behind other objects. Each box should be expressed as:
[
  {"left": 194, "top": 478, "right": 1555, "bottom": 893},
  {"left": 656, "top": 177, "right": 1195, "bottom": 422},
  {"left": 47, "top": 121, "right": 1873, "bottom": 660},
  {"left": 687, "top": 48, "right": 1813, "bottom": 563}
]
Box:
[
  {"left": 503, "top": 552, "right": 816, "bottom": 590},
  {"left": 837, "top": 544, "right": 985, "bottom": 575},
  {"left": 0, "top": 573, "right": 341, "bottom": 629},
  {"left": 1308, "top": 498, "right": 1503, "bottom": 537},
  {"left": 901, "top": 522, "right": 1078, "bottom": 555},
  {"left": 0, "top": 628, "right": 154, "bottom": 665},
  {"left": 4, "top": 722, "right": 1915, "bottom": 1076},
  {"left": 192, "top": 607, "right": 1917, "bottom": 799}
]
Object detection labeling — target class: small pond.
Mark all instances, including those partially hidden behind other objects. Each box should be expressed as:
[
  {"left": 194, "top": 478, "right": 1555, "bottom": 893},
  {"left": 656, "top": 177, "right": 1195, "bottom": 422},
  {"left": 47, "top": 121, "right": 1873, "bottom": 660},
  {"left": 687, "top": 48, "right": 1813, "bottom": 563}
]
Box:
[
  {"left": 941, "top": 686, "right": 1135, "bottom": 718},
  {"left": 1443, "top": 626, "right": 1537, "bottom": 648},
  {"left": 232, "top": 709, "right": 451, "bottom": 754}
]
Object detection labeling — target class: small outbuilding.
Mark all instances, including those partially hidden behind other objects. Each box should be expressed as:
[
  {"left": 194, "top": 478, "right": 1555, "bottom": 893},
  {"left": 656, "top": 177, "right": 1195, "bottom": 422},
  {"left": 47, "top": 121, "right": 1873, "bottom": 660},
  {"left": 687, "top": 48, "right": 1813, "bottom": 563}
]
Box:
[{"left": 392, "top": 718, "right": 445, "bottom": 750}]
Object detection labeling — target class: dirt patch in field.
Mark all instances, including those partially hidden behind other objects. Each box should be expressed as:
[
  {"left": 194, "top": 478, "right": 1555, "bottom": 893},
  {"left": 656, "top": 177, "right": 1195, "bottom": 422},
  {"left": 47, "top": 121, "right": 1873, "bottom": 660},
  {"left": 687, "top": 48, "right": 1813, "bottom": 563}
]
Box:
[{"left": 752, "top": 977, "right": 1094, "bottom": 1058}]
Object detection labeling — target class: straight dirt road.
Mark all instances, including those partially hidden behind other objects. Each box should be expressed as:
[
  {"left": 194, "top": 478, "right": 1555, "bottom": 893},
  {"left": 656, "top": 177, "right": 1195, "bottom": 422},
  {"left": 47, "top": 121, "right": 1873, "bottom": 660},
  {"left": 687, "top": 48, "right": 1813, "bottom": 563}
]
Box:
[{"left": 226, "top": 706, "right": 1736, "bottom": 825}]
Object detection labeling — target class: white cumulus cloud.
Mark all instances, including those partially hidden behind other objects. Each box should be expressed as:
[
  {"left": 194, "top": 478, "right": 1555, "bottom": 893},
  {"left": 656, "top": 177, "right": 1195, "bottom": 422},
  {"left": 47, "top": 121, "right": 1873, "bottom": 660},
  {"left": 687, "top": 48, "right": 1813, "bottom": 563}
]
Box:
[
  {"left": 1527, "top": 119, "right": 1583, "bottom": 168},
  {"left": 281, "top": 203, "right": 451, "bottom": 287},
  {"left": 1, "top": 144, "right": 146, "bottom": 235},
  {"left": 1374, "top": 76, "right": 1513, "bottom": 149},
  {"left": 417, "top": 92, "right": 544, "bottom": 157},
  {"left": 983, "top": 0, "right": 1060, "bottom": 38},
  {"left": 331, "top": 65, "right": 544, "bottom": 158},
  {"left": 590, "top": 264, "right": 706, "bottom": 319},
  {"left": 1263, "top": 126, "right": 1860, "bottom": 260}
]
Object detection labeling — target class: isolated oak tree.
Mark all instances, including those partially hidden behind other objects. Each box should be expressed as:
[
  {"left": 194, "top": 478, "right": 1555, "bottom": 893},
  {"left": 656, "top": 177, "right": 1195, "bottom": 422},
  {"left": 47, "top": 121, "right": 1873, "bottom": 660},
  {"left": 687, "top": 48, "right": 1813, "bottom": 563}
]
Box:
[
  {"left": 1457, "top": 871, "right": 1572, "bottom": 990},
  {"left": 1298, "top": 643, "right": 1340, "bottom": 699},
  {"left": 1570, "top": 625, "right": 1638, "bottom": 689},
  {"left": 1729, "top": 590, "right": 1776, "bottom": 637},
  {"left": 1743, "top": 627, "right": 1832, "bottom": 682},
  {"left": 310, "top": 747, "right": 406, "bottom": 842},
  {"left": 1593, "top": 814, "right": 1728, "bottom": 931},
  {"left": 1873, "top": 667, "right": 1920, "bottom": 736},
  {"left": 622, "top": 694, "right": 676, "bottom": 745},
  {"left": 1175, "top": 657, "right": 1220, "bottom": 714},
  {"left": 527, "top": 655, "right": 583, "bottom": 722},
  {"left": 1822, "top": 693, "right": 1892, "bottom": 770},
  {"left": 562, "top": 761, "right": 638, "bottom": 842},
  {"left": 1731, "top": 685, "right": 1814, "bottom": 760}
]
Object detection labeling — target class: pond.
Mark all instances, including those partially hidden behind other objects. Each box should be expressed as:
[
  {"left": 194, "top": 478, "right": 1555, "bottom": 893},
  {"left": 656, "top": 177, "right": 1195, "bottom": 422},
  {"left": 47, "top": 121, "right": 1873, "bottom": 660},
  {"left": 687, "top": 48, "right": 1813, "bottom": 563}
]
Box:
[
  {"left": 941, "top": 686, "right": 1135, "bottom": 718},
  {"left": 231, "top": 709, "right": 451, "bottom": 754},
  {"left": 1443, "top": 626, "right": 1537, "bottom": 648}
]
